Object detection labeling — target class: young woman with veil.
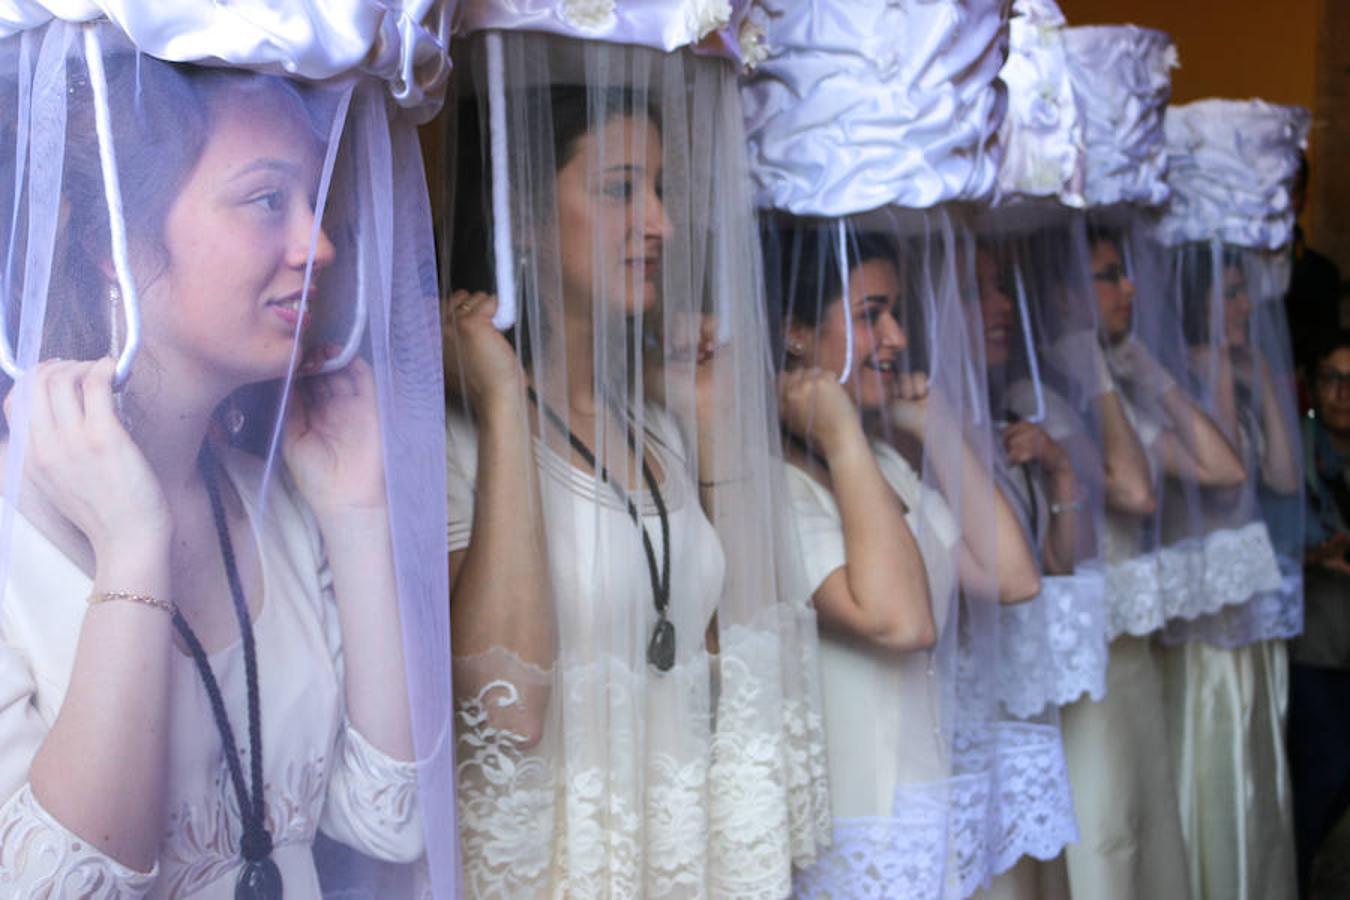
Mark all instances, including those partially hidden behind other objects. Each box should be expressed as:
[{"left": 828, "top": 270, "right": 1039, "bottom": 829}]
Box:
[
  {"left": 743, "top": 3, "right": 1084, "bottom": 896},
  {"left": 0, "top": 8, "right": 454, "bottom": 899},
  {"left": 1058, "top": 24, "right": 1251, "bottom": 900},
  {"left": 1155, "top": 99, "right": 1308, "bottom": 900},
  {"left": 442, "top": 8, "right": 827, "bottom": 896},
  {"left": 966, "top": 5, "right": 1120, "bottom": 894}
]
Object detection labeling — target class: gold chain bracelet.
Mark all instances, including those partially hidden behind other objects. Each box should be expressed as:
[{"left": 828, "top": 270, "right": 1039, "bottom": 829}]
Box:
[{"left": 88, "top": 590, "right": 177, "bottom": 617}]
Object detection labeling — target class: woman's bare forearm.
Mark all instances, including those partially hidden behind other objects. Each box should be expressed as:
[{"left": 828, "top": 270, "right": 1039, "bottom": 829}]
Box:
[
  {"left": 1096, "top": 391, "right": 1156, "bottom": 516},
  {"left": 29, "top": 539, "right": 173, "bottom": 872},
  {"left": 814, "top": 429, "right": 934, "bottom": 649},
  {"left": 449, "top": 392, "right": 553, "bottom": 672}
]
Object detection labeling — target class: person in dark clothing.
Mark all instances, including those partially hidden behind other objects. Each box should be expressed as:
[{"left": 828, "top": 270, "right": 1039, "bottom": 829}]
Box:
[{"left": 1290, "top": 328, "right": 1350, "bottom": 897}]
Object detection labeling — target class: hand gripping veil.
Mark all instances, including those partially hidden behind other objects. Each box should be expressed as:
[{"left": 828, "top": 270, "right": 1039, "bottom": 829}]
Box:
[
  {"left": 440, "top": 2, "right": 829, "bottom": 896},
  {"left": 745, "top": 1, "right": 1072, "bottom": 895},
  {"left": 0, "top": 2, "right": 457, "bottom": 898}
]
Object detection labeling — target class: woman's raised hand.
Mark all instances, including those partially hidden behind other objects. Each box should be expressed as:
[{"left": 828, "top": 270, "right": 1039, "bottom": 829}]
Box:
[
  {"left": 443, "top": 290, "right": 525, "bottom": 414},
  {"left": 1002, "top": 420, "right": 1071, "bottom": 473},
  {"left": 283, "top": 349, "right": 387, "bottom": 514},
  {"left": 4, "top": 357, "right": 171, "bottom": 558},
  {"left": 778, "top": 367, "right": 865, "bottom": 455}
]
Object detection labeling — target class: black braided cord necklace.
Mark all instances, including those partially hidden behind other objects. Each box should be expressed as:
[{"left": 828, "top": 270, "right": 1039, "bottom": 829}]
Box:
[
  {"left": 526, "top": 387, "right": 675, "bottom": 671},
  {"left": 174, "top": 445, "right": 282, "bottom": 900}
]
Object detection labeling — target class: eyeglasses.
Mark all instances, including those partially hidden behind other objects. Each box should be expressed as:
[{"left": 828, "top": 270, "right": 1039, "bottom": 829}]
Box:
[
  {"left": 1316, "top": 369, "right": 1350, "bottom": 392},
  {"left": 1092, "top": 265, "right": 1127, "bottom": 285}
]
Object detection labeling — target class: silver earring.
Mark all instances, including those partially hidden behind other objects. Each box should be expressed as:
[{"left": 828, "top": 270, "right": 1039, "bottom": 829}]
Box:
[
  {"left": 787, "top": 339, "right": 804, "bottom": 356},
  {"left": 223, "top": 399, "right": 245, "bottom": 436}
]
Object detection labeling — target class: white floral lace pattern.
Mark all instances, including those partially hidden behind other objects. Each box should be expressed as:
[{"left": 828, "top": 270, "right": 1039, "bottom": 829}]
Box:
[
  {"left": 793, "top": 788, "right": 948, "bottom": 899},
  {"left": 1105, "top": 523, "right": 1283, "bottom": 639},
  {"left": 1159, "top": 523, "right": 1283, "bottom": 625},
  {"left": 1161, "top": 568, "right": 1303, "bottom": 649},
  {"left": 793, "top": 723, "right": 1074, "bottom": 900},
  {"left": 1105, "top": 549, "right": 1167, "bottom": 638},
  {"left": 998, "top": 573, "right": 1109, "bottom": 718},
  {"left": 780, "top": 606, "right": 832, "bottom": 868},
  {"left": 455, "top": 643, "right": 796, "bottom": 898},
  {"left": 0, "top": 784, "right": 157, "bottom": 899},
  {"left": 987, "top": 723, "right": 1077, "bottom": 875},
  {"left": 709, "top": 638, "right": 791, "bottom": 899}
]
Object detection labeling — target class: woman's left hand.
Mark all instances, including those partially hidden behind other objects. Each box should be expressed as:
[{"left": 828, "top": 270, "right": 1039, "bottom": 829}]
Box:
[{"left": 283, "top": 347, "right": 387, "bottom": 515}]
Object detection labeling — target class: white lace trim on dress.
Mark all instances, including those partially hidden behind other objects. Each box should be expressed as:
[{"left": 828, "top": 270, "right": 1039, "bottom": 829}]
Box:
[{"left": 998, "top": 572, "right": 1109, "bottom": 717}]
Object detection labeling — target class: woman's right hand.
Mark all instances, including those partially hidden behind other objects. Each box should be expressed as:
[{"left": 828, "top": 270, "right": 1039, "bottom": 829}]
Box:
[
  {"left": 4, "top": 358, "right": 170, "bottom": 559},
  {"left": 443, "top": 291, "right": 525, "bottom": 413},
  {"left": 778, "top": 367, "right": 864, "bottom": 455}
]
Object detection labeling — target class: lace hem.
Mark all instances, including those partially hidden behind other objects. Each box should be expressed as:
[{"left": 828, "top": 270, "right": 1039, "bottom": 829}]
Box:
[
  {"left": 781, "top": 606, "right": 832, "bottom": 868},
  {"left": 948, "top": 724, "right": 1076, "bottom": 898},
  {"left": 998, "top": 573, "right": 1109, "bottom": 718},
  {"left": 708, "top": 629, "right": 795, "bottom": 899},
  {"left": 1161, "top": 569, "right": 1303, "bottom": 649},
  {"left": 792, "top": 797, "right": 948, "bottom": 899},
  {"left": 1106, "top": 523, "right": 1284, "bottom": 638},
  {"left": 0, "top": 783, "right": 157, "bottom": 899},
  {"left": 1105, "top": 549, "right": 1167, "bottom": 638},
  {"left": 794, "top": 723, "right": 1075, "bottom": 900},
  {"left": 455, "top": 640, "right": 798, "bottom": 898},
  {"left": 1159, "top": 523, "right": 1284, "bottom": 625},
  {"left": 987, "top": 723, "right": 1077, "bottom": 875}
]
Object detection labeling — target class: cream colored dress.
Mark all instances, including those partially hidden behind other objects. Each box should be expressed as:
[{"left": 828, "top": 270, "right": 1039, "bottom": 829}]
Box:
[
  {"left": 0, "top": 446, "right": 423, "bottom": 898},
  {"left": 785, "top": 441, "right": 963, "bottom": 898},
  {"left": 1060, "top": 400, "right": 1192, "bottom": 900},
  {"left": 1162, "top": 639, "right": 1294, "bottom": 900},
  {"left": 448, "top": 409, "right": 804, "bottom": 898},
  {"left": 1159, "top": 408, "right": 1296, "bottom": 900}
]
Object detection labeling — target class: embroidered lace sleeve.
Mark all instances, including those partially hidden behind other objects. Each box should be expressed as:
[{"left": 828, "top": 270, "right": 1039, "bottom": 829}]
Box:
[
  {"left": 320, "top": 721, "right": 423, "bottom": 863},
  {"left": 0, "top": 784, "right": 158, "bottom": 898},
  {"left": 0, "top": 640, "right": 157, "bottom": 897}
]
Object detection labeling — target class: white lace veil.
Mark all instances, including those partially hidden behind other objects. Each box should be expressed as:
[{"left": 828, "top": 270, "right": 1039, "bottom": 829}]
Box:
[
  {"left": 1066, "top": 22, "right": 1216, "bottom": 640},
  {"left": 968, "top": 8, "right": 1105, "bottom": 869},
  {"left": 0, "top": 7, "right": 455, "bottom": 899},
  {"left": 1157, "top": 99, "right": 1309, "bottom": 648},
  {"left": 440, "top": 6, "right": 828, "bottom": 896},
  {"left": 745, "top": 0, "right": 1073, "bottom": 894}
]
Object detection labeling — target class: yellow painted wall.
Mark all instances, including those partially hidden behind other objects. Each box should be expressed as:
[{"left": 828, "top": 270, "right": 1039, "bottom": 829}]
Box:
[
  {"left": 1058, "top": 0, "right": 1320, "bottom": 108},
  {"left": 1061, "top": 0, "right": 1334, "bottom": 259}
]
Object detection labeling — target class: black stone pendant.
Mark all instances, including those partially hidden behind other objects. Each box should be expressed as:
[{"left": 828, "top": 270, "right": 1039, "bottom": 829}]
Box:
[
  {"left": 647, "top": 616, "right": 676, "bottom": 672},
  {"left": 236, "top": 857, "right": 283, "bottom": 900}
]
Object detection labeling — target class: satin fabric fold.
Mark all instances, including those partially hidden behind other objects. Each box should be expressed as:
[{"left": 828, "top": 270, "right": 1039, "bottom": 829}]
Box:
[
  {"left": 742, "top": 0, "right": 1008, "bottom": 217},
  {"left": 1163, "top": 640, "right": 1296, "bottom": 900},
  {"left": 1063, "top": 24, "right": 1175, "bottom": 210},
  {"left": 1156, "top": 100, "right": 1310, "bottom": 252},
  {"left": 994, "top": 0, "right": 1084, "bottom": 207},
  {"left": 0, "top": 1, "right": 450, "bottom": 113}
]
